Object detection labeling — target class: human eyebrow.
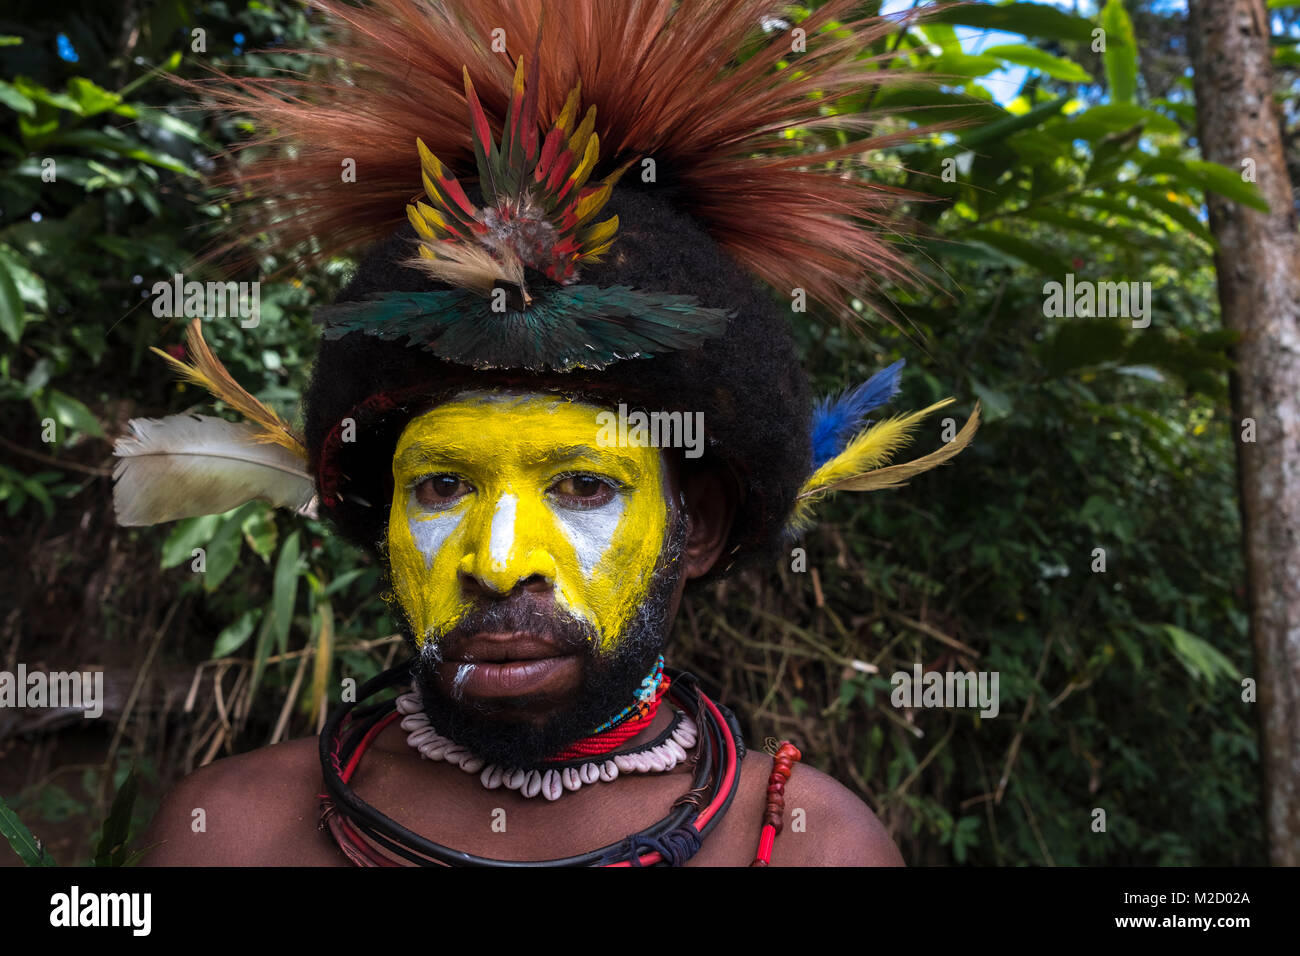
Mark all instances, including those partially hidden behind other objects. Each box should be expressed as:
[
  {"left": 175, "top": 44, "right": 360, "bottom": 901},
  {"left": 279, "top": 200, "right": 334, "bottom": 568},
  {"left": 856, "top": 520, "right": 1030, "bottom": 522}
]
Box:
[
  {"left": 531, "top": 445, "right": 645, "bottom": 483},
  {"left": 392, "top": 441, "right": 478, "bottom": 477}
]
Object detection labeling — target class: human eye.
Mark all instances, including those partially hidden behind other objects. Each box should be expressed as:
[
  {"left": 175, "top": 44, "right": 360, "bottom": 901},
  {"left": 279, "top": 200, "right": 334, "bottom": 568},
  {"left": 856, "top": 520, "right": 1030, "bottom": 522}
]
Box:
[
  {"left": 412, "top": 473, "right": 473, "bottom": 510},
  {"left": 546, "top": 472, "right": 622, "bottom": 509}
]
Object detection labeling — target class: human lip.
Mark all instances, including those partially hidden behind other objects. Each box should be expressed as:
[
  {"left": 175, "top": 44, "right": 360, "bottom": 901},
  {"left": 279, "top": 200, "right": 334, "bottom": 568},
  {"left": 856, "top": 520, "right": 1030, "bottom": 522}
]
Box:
[
  {"left": 446, "top": 632, "right": 580, "bottom": 698},
  {"left": 453, "top": 657, "right": 580, "bottom": 699},
  {"left": 454, "top": 632, "right": 573, "bottom": 663}
]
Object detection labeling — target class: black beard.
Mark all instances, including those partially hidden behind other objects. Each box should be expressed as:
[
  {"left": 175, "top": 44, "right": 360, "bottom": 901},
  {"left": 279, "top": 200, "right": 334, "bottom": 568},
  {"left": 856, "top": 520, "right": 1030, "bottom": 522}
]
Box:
[{"left": 402, "top": 508, "right": 688, "bottom": 770}]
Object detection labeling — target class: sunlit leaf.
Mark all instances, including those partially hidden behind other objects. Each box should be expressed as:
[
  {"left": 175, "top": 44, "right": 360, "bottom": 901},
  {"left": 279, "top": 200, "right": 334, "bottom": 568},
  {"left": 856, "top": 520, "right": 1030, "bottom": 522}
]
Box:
[{"left": 1101, "top": 0, "right": 1138, "bottom": 105}]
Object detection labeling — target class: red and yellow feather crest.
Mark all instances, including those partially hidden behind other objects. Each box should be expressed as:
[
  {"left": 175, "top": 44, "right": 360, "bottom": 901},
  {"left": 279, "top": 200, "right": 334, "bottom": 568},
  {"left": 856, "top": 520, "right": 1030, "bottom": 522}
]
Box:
[{"left": 406, "top": 57, "right": 629, "bottom": 301}]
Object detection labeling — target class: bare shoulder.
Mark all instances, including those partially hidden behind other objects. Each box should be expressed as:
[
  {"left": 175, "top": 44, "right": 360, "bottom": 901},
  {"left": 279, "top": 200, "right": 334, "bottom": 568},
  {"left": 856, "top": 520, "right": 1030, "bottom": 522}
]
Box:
[
  {"left": 137, "top": 736, "right": 343, "bottom": 866},
  {"left": 758, "top": 753, "right": 904, "bottom": 867}
]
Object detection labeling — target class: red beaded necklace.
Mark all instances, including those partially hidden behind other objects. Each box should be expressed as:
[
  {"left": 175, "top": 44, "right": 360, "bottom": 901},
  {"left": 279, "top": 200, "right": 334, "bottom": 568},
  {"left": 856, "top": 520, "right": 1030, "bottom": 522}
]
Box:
[{"left": 546, "top": 675, "right": 671, "bottom": 762}]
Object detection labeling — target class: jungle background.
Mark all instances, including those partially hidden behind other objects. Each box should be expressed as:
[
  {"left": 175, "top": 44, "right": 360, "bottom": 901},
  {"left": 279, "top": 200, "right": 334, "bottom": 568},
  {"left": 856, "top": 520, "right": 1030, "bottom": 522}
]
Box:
[{"left": 0, "top": 0, "right": 1286, "bottom": 866}]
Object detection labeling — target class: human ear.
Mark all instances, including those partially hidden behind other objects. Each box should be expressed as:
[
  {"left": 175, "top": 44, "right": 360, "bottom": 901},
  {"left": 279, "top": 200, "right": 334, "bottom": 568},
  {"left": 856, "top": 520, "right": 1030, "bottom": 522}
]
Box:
[{"left": 678, "top": 465, "right": 737, "bottom": 580}]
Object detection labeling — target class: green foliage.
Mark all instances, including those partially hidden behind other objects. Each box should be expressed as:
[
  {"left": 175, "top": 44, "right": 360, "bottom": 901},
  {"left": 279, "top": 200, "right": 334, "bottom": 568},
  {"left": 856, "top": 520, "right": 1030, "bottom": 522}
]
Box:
[
  {"left": 0, "top": 795, "right": 57, "bottom": 865},
  {"left": 92, "top": 768, "right": 140, "bottom": 867},
  {"left": 739, "top": 0, "right": 1260, "bottom": 866}
]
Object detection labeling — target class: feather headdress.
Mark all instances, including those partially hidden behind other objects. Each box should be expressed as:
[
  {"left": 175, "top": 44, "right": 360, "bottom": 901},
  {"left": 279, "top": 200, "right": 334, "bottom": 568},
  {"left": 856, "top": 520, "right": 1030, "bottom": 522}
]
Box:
[
  {"left": 310, "top": 55, "right": 731, "bottom": 369},
  {"left": 195, "top": 0, "right": 920, "bottom": 315},
  {"left": 115, "top": 0, "right": 979, "bottom": 532}
]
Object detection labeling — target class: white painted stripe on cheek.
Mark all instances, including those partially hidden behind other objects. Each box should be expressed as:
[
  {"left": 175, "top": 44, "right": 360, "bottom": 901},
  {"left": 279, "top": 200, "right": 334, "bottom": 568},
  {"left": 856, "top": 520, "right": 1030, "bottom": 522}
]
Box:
[
  {"left": 489, "top": 493, "right": 517, "bottom": 572},
  {"left": 408, "top": 505, "right": 466, "bottom": 570},
  {"left": 553, "top": 498, "right": 625, "bottom": 577}
]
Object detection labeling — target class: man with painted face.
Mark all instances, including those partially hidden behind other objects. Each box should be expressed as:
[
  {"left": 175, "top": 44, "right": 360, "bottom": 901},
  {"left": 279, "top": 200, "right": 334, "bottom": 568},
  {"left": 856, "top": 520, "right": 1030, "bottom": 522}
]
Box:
[
  {"left": 392, "top": 390, "right": 687, "bottom": 770},
  {"left": 123, "top": 0, "right": 976, "bottom": 866}
]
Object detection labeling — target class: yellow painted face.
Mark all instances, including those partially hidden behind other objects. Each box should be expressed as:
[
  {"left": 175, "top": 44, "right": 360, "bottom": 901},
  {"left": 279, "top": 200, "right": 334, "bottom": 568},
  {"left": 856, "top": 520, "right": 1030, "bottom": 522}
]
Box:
[{"left": 388, "top": 391, "right": 670, "bottom": 653}]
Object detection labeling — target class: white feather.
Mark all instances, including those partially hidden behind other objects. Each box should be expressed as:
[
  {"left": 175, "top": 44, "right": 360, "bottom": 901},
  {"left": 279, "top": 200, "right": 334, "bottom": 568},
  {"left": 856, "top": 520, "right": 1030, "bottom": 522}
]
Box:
[{"left": 112, "top": 413, "right": 315, "bottom": 526}]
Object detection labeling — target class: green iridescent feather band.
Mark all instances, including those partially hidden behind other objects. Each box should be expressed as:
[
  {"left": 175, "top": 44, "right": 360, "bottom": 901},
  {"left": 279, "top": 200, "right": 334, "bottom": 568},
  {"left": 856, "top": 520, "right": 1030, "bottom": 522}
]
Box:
[{"left": 314, "top": 285, "right": 731, "bottom": 371}]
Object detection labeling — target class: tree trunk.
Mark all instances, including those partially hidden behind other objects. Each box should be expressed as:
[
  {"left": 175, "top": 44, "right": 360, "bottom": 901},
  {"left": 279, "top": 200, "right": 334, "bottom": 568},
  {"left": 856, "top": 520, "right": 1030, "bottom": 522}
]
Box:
[{"left": 1188, "top": 0, "right": 1300, "bottom": 865}]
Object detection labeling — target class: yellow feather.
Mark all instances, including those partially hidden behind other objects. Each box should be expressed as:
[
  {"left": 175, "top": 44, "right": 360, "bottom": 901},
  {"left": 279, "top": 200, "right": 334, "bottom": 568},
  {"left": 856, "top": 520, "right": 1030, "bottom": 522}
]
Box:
[
  {"left": 805, "top": 399, "right": 953, "bottom": 490},
  {"left": 554, "top": 83, "right": 582, "bottom": 135},
  {"left": 416, "top": 201, "right": 451, "bottom": 235},
  {"left": 416, "top": 138, "right": 440, "bottom": 180},
  {"left": 407, "top": 203, "right": 435, "bottom": 240},
  {"left": 149, "top": 320, "right": 305, "bottom": 458},
  {"left": 581, "top": 215, "right": 619, "bottom": 249},
  {"left": 573, "top": 178, "right": 614, "bottom": 228},
  {"left": 788, "top": 400, "right": 980, "bottom": 530},
  {"left": 565, "top": 105, "right": 598, "bottom": 171},
  {"left": 565, "top": 133, "right": 602, "bottom": 197}
]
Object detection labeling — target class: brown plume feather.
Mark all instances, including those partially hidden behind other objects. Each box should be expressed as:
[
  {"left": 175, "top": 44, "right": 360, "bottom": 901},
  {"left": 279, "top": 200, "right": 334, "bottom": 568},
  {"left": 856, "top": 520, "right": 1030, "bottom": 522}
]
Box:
[{"left": 192, "top": 0, "right": 922, "bottom": 314}]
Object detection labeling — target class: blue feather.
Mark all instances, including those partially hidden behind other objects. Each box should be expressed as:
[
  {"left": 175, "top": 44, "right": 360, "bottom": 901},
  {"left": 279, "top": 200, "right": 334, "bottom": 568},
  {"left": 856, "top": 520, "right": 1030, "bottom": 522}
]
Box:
[{"left": 810, "top": 360, "right": 905, "bottom": 468}]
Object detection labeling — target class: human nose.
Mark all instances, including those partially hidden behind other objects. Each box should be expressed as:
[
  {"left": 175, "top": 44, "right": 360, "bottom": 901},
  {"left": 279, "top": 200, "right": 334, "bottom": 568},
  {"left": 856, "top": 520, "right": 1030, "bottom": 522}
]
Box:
[{"left": 456, "top": 491, "right": 559, "bottom": 595}]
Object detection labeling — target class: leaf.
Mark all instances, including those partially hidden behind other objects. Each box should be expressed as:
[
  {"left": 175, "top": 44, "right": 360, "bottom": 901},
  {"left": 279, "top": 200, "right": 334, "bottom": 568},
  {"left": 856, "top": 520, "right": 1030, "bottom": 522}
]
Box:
[
  {"left": 1022, "top": 206, "right": 1145, "bottom": 246},
  {"left": 1069, "top": 194, "right": 1171, "bottom": 233},
  {"left": 927, "top": 3, "right": 1096, "bottom": 42},
  {"left": 12, "top": 77, "right": 80, "bottom": 113},
  {"left": 1162, "top": 625, "right": 1241, "bottom": 683},
  {"left": 1100, "top": 0, "right": 1138, "bottom": 105},
  {"left": 920, "top": 22, "right": 963, "bottom": 54},
  {"left": 22, "top": 476, "right": 54, "bottom": 519},
  {"left": 0, "top": 258, "right": 23, "bottom": 343},
  {"left": 970, "top": 381, "right": 1013, "bottom": 422},
  {"left": 961, "top": 228, "right": 1073, "bottom": 275},
  {"left": 134, "top": 108, "right": 213, "bottom": 148},
  {"left": 271, "top": 530, "right": 302, "bottom": 656},
  {"left": 0, "top": 796, "right": 57, "bottom": 866},
  {"left": 0, "top": 79, "right": 36, "bottom": 117},
  {"left": 1125, "top": 185, "right": 1216, "bottom": 244},
  {"left": 92, "top": 768, "right": 138, "bottom": 867},
  {"left": 42, "top": 389, "right": 105, "bottom": 437},
  {"left": 324, "top": 567, "right": 367, "bottom": 596},
  {"left": 66, "top": 77, "right": 122, "bottom": 118},
  {"left": 0, "top": 243, "right": 48, "bottom": 311},
  {"left": 241, "top": 503, "right": 278, "bottom": 560},
  {"left": 1142, "top": 157, "right": 1270, "bottom": 212},
  {"left": 202, "top": 507, "right": 248, "bottom": 592},
  {"left": 1182, "top": 159, "right": 1271, "bottom": 212},
  {"left": 213, "top": 609, "right": 259, "bottom": 657},
  {"left": 1045, "top": 104, "right": 1179, "bottom": 141},
  {"left": 308, "top": 597, "right": 334, "bottom": 718},
  {"left": 957, "top": 96, "right": 1069, "bottom": 148},
  {"left": 1150, "top": 97, "right": 1196, "bottom": 126},
  {"left": 160, "top": 513, "right": 220, "bottom": 569},
  {"left": 928, "top": 52, "right": 1004, "bottom": 78},
  {"left": 984, "top": 44, "right": 1092, "bottom": 83},
  {"left": 1112, "top": 629, "right": 1144, "bottom": 672},
  {"left": 910, "top": 237, "right": 1014, "bottom": 268},
  {"left": 42, "top": 129, "right": 195, "bottom": 176}
]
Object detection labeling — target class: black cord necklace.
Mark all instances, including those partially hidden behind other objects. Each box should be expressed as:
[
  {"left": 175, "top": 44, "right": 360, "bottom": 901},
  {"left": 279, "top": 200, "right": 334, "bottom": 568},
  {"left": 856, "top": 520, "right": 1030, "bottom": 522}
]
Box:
[{"left": 318, "top": 662, "right": 746, "bottom": 867}]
